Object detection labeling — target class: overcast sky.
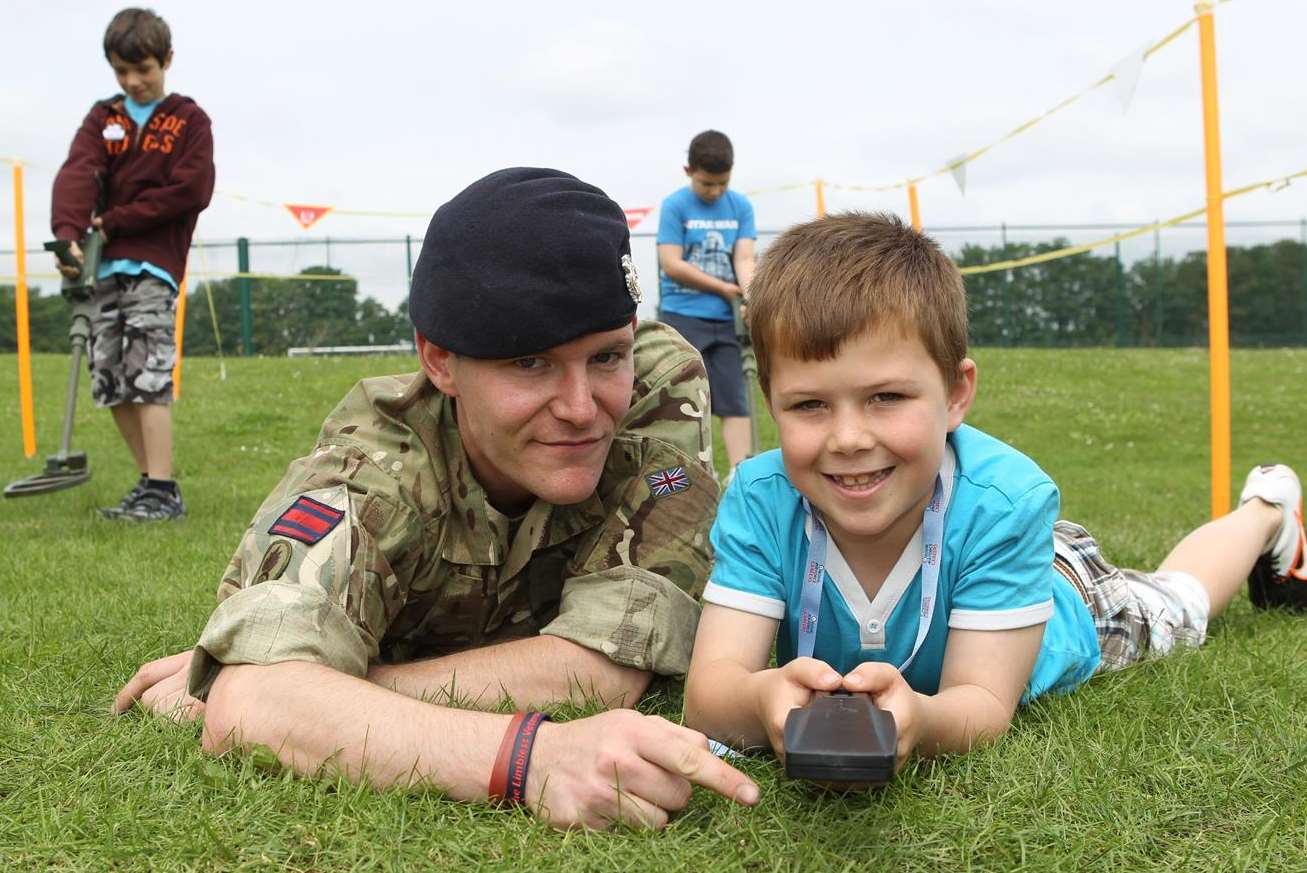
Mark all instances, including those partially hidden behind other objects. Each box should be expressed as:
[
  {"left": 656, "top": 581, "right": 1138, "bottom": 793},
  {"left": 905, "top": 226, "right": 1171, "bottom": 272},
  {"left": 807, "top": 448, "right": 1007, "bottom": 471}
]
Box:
[{"left": 3, "top": 0, "right": 1305, "bottom": 310}]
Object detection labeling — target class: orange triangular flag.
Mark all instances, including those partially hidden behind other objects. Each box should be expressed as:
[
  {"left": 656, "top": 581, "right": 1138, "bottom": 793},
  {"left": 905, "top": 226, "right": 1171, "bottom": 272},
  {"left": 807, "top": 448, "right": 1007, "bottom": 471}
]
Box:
[{"left": 284, "top": 203, "right": 333, "bottom": 230}]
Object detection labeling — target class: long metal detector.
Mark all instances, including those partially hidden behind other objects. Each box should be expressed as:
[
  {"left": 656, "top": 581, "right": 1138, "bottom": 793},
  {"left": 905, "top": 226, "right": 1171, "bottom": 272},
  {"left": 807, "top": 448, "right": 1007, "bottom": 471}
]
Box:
[
  {"left": 731, "top": 297, "right": 760, "bottom": 457},
  {"left": 3, "top": 231, "right": 103, "bottom": 498}
]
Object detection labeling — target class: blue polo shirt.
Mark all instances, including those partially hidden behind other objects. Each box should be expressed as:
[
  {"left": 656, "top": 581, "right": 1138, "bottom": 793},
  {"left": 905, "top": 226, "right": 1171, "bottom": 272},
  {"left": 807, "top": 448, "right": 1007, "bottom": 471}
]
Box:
[{"left": 703, "top": 425, "right": 1101, "bottom": 700}]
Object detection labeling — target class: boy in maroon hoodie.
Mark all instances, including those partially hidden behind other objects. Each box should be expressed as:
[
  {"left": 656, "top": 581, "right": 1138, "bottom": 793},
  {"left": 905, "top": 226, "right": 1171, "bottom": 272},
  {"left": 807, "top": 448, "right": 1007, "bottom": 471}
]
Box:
[{"left": 51, "top": 7, "right": 214, "bottom": 521}]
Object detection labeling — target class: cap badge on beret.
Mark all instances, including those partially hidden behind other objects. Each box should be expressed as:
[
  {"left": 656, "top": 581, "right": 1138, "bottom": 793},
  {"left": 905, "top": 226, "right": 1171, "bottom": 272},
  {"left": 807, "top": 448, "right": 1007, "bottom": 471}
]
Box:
[{"left": 622, "top": 254, "right": 642, "bottom": 304}]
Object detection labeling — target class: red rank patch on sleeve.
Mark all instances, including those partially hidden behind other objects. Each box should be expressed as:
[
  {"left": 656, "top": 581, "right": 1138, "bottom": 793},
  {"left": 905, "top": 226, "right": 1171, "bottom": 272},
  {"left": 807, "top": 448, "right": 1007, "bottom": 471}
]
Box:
[{"left": 268, "top": 495, "right": 345, "bottom": 545}]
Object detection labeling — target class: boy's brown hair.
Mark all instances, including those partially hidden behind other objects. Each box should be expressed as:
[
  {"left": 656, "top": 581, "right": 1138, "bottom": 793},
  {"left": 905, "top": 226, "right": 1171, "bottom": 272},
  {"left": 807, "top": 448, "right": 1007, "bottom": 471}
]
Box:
[
  {"left": 103, "top": 8, "right": 171, "bottom": 65},
  {"left": 750, "top": 212, "right": 968, "bottom": 396},
  {"left": 687, "top": 130, "right": 733, "bottom": 174}
]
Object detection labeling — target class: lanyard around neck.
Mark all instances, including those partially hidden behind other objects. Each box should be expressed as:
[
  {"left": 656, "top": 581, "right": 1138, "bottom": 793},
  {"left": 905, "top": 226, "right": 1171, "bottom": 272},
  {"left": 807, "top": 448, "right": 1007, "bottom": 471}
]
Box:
[{"left": 796, "top": 473, "right": 946, "bottom": 673}]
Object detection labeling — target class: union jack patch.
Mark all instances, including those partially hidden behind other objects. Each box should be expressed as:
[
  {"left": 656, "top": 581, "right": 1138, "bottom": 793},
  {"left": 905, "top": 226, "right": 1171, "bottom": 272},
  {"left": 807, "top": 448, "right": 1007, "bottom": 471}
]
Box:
[
  {"left": 268, "top": 495, "right": 345, "bottom": 545},
  {"left": 646, "top": 466, "right": 691, "bottom": 498}
]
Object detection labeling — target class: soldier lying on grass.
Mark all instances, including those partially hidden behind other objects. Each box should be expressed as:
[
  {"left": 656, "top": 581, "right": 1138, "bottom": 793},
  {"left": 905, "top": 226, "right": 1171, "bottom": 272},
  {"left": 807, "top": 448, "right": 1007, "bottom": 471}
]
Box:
[{"left": 115, "top": 168, "right": 759, "bottom": 830}]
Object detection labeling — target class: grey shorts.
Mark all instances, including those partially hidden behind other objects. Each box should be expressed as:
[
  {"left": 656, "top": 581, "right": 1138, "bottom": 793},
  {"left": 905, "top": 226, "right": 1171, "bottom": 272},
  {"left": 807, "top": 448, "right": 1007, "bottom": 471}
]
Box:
[
  {"left": 658, "top": 311, "right": 750, "bottom": 417},
  {"left": 88, "top": 273, "right": 178, "bottom": 407},
  {"left": 1053, "top": 521, "right": 1211, "bottom": 673}
]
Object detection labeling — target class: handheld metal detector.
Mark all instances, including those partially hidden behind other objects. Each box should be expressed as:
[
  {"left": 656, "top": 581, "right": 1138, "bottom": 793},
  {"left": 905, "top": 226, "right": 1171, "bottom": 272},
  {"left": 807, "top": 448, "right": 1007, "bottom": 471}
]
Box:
[
  {"left": 783, "top": 691, "right": 897, "bottom": 785},
  {"left": 730, "top": 297, "right": 760, "bottom": 457},
  {"left": 3, "top": 230, "right": 104, "bottom": 498}
]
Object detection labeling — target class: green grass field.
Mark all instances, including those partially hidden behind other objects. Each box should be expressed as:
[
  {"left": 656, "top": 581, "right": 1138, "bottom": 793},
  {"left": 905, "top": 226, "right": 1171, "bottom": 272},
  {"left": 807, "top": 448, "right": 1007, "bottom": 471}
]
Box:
[{"left": 1, "top": 348, "right": 1304, "bottom": 871}]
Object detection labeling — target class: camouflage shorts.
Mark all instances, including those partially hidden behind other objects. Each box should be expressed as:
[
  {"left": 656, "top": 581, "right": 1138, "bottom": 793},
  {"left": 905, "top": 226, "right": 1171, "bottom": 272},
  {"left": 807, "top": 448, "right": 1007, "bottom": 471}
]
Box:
[
  {"left": 1052, "top": 521, "right": 1211, "bottom": 673},
  {"left": 88, "top": 273, "right": 177, "bottom": 407}
]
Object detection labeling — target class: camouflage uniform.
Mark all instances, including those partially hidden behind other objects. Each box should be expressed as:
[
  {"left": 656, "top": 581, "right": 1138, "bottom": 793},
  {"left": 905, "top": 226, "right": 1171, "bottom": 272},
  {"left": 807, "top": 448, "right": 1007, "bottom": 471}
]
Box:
[{"left": 188, "top": 321, "right": 718, "bottom": 698}]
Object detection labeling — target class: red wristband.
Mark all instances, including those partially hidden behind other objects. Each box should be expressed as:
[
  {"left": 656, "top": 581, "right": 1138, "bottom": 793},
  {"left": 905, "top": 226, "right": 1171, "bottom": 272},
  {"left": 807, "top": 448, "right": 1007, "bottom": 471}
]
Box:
[{"left": 487, "top": 712, "right": 548, "bottom": 804}]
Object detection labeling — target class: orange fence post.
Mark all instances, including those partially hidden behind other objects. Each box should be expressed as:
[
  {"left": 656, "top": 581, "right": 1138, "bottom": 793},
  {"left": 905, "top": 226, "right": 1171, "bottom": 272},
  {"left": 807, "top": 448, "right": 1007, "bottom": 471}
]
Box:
[
  {"left": 11, "top": 162, "right": 36, "bottom": 458},
  {"left": 1196, "top": 1, "right": 1231, "bottom": 518},
  {"left": 907, "top": 183, "right": 922, "bottom": 231},
  {"left": 172, "top": 276, "right": 187, "bottom": 399},
  {"left": 814, "top": 179, "right": 826, "bottom": 217}
]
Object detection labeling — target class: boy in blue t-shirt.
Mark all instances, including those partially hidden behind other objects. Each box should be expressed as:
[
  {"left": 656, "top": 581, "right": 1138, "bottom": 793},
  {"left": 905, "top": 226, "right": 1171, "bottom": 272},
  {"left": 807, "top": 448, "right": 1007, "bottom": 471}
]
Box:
[
  {"left": 684, "top": 213, "right": 1307, "bottom": 770},
  {"left": 656, "top": 130, "right": 757, "bottom": 471}
]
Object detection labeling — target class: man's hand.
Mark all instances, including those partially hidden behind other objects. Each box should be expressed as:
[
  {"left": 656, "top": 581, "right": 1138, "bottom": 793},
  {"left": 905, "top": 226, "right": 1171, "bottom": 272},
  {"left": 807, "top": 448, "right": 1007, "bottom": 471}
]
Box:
[
  {"left": 842, "top": 662, "right": 925, "bottom": 772},
  {"left": 113, "top": 650, "right": 204, "bottom": 724},
  {"left": 718, "top": 282, "right": 743, "bottom": 302},
  {"left": 747, "top": 658, "right": 843, "bottom": 760},
  {"left": 54, "top": 239, "right": 84, "bottom": 279},
  {"left": 91, "top": 216, "right": 110, "bottom": 243},
  {"left": 527, "top": 709, "right": 760, "bottom": 830}
]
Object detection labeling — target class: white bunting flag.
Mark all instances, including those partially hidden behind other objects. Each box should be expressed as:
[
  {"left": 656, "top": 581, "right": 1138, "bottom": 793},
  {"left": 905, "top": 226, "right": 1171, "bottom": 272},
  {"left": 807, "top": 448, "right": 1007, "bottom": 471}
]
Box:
[
  {"left": 948, "top": 154, "right": 968, "bottom": 197},
  {"left": 1110, "top": 43, "right": 1149, "bottom": 113}
]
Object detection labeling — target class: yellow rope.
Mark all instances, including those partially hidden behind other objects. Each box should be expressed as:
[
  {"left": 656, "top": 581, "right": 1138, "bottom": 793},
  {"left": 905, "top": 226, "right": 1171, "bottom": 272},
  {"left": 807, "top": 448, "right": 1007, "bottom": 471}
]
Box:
[
  {"left": 5, "top": 164, "right": 1298, "bottom": 285},
  {"left": 958, "top": 165, "right": 1306, "bottom": 275},
  {"left": 831, "top": 0, "right": 1233, "bottom": 196},
  {"left": 216, "top": 190, "right": 429, "bottom": 219},
  {"left": 741, "top": 181, "right": 820, "bottom": 197}
]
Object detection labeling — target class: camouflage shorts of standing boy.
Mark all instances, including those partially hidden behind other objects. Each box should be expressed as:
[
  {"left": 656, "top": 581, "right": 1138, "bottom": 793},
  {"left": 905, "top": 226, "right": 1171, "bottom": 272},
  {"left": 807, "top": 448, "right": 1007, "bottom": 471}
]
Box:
[
  {"left": 1052, "top": 520, "right": 1211, "bottom": 673},
  {"left": 88, "top": 273, "right": 178, "bottom": 407}
]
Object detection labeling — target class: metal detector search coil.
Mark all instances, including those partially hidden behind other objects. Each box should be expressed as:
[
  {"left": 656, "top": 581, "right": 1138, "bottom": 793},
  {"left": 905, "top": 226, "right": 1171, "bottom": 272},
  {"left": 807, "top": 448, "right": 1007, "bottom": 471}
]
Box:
[{"left": 3, "top": 231, "right": 104, "bottom": 498}]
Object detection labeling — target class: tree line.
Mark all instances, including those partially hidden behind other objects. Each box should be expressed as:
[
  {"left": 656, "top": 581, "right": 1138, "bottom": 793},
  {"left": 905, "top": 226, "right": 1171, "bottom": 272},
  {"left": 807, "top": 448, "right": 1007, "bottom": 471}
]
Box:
[
  {"left": 4, "top": 240, "right": 1305, "bottom": 354},
  {"left": 1, "top": 265, "right": 411, "bottom": 357},
  {"left": 958, "top": 237, "right": 1307, "bottom": 347},
  {"left": 175, "top": 266, "right": 411, "bottom": 357}
]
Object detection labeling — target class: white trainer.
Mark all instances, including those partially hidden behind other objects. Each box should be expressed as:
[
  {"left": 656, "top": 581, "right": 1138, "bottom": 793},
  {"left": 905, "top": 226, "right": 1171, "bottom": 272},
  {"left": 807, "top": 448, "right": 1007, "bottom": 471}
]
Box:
[
  {"left": 1239, "top": 464, "right": 1307, "bottom": 612},
  {"left": 1239, "top": 464, "right": 1306, "bottom": 580}
]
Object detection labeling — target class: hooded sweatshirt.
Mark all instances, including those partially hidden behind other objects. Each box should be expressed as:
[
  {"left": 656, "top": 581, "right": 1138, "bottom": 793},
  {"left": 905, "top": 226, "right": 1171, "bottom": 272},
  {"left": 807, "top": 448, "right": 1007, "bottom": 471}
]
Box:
[{"left": 51, "top": 93, "right": 214, "bottom": 285}]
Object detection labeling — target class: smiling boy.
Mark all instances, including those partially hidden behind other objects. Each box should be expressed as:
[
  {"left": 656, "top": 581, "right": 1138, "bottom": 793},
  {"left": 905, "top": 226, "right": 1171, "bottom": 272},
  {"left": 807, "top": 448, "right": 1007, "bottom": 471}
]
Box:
[
  {"left": 51, "top": 7, "right": 215, "bottom": 521},
  {"left": 684, "top": 213, "right": 1307, "bottom": 769}
]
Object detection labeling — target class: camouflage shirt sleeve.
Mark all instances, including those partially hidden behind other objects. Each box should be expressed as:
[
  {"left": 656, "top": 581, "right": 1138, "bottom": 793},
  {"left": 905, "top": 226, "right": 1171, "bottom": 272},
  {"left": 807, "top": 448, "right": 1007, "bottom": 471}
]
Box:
[
  {"left": 187, "top": 380, "right": 431, "bottom": 700},
  {"left": 539, "top": 321, "right": 720, "bottom": 677}
]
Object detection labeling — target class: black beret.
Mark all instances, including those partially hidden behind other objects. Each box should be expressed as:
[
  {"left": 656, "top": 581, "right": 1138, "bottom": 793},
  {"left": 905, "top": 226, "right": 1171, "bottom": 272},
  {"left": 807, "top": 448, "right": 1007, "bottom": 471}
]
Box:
[{"left": 409, "top": 167, "right": 642, "bottom": 359}]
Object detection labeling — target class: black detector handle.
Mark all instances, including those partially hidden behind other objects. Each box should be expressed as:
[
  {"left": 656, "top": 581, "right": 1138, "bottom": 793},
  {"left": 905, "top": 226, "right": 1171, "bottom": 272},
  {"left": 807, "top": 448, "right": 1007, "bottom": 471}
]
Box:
[
  {"left": 783, "top": 690, "right": 897, "bottom": 784},
  {"left": 44, "top": 230, "right": 105, "bottom": 300},
  {"left": 44, "top": 239, "right": 80, "bottom": 269}
]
